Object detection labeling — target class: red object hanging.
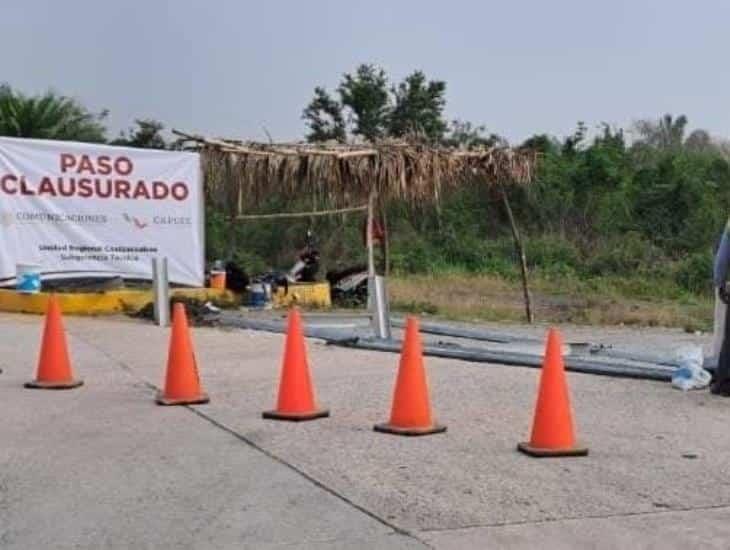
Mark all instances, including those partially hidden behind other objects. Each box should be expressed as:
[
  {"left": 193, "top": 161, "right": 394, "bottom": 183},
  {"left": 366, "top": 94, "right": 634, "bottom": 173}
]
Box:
[{"left": 362, "top": 218, "right": 386, "bottom": 246}]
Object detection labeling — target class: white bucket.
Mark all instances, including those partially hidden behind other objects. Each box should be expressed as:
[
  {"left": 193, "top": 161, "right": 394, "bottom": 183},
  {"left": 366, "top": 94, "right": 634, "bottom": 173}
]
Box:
[{"left": 16, "top": 263, "right": 42, "bottom": 294}]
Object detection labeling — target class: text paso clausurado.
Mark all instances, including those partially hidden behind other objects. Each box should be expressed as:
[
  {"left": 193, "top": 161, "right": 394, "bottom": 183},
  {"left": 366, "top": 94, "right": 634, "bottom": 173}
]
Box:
[{"left": 0, "top": 152, "right": 190, "bottom": 201}]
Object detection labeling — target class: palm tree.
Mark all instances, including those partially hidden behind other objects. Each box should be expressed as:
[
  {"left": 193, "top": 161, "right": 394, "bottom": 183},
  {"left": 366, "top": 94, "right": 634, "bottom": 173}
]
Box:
[
  {"left": 633, "top": 113, "right": 719, "bottom": 154},
  {"left": 0, "top": 84, "right": 107, "bottom": 142},
  {"left": 633, "top": 113, "right": 688, "bottom": 150}
]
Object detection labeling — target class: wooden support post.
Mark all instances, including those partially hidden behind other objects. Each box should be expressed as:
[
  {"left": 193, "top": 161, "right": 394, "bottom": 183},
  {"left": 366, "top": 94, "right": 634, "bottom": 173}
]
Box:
[
  {"left": 224, "top": 156, "right": 237, "bottom": 262},
  {"left": 226, "top": 217, "right": 237, "bottom": 262},
  {"left": 499, "top": 183, "right": 534, "bottom": 324}
]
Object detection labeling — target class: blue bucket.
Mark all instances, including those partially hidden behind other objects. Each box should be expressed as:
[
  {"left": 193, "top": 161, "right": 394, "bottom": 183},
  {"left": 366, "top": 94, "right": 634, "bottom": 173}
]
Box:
[
  {"left": 16, "top": 263, "right": 42, "bottom": 294},
  {"left": 248, "top": 283, "right": 266, "bottom": 307}
]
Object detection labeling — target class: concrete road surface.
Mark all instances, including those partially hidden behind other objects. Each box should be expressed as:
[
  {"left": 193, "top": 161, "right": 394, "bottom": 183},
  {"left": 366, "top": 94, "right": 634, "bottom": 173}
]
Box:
[{"left": 1, "top": 313, "right": 729, "bottom": 549}]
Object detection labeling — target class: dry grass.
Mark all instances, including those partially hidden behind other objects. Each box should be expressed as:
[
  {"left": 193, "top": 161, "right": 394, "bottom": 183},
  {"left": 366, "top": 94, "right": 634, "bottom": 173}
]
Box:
[
  {"left": 174, "top": 131, "right": 535, "bottom": 215},
  {"left": 388, "top": 273, "right": 713, "bottom": 331}
]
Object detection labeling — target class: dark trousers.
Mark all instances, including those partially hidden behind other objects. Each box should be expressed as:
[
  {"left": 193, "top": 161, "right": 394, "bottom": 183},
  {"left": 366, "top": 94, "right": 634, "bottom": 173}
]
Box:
[{"left": 715, "top": 303, "right": 730, "bottom": 387}]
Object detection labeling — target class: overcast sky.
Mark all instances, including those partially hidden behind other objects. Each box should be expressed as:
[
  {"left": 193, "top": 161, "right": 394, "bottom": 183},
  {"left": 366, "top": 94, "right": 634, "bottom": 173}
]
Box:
[{"left": 2, "top": 1, "right": 729, "bottom": 144}]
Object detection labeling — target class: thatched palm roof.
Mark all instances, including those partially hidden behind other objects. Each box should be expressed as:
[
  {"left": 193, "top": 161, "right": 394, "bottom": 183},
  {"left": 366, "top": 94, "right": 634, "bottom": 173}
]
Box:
[{"left": 173, "top": 130, "right": 536, "bottom": 215}]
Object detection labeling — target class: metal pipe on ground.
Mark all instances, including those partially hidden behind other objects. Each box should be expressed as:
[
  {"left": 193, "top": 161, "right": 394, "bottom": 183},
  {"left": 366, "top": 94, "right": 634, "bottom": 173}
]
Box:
[
  {"left": 346, "top": 338, "right": 676, "bottom": 382},
  {"left": 218, "top": 313, "right": 676, "bottom": 382},
  {"left": 393, "top": 318, "right": 693, "bottom": 371},
  {"left": 583, "top": 345, "right": 680, "bottom": 368},
  {"left": 218, "top": 313, "right": 363, "bottom": 344},
  {"left": 391, "top": 318, "right": 535, "bottom": 344}
]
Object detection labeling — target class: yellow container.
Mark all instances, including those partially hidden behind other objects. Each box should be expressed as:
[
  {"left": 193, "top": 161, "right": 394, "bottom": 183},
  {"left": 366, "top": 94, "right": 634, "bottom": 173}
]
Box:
[
  {"left": 273, "top": 281, "right": 331, "bottom": 308},
  {"left": 0, "top": 287, "right": 237, "bottom": 315}
]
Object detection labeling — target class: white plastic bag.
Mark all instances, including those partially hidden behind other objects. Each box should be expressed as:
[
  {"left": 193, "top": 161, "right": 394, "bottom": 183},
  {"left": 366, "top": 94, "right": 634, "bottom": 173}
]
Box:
[{"left": 672, "top": 345, "right": 712, "bottom": 391}]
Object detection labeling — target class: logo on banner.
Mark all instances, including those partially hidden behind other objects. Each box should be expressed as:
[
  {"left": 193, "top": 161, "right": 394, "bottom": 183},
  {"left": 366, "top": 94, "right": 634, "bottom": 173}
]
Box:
[{"left": 123, "top": 213, "right": 149, "bottom": 230}]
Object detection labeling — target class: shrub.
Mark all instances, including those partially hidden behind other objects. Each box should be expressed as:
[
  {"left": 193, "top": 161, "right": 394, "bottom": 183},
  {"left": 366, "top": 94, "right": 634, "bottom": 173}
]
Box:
[
  {"left": 674, "top": 251, "right": 713, "bottom": 294},
  {"left": 585, "top": 232, "right": 664, "bottom": 276},
  {"left": 525, "top": 236, "right": 581, "bottom": 271}
]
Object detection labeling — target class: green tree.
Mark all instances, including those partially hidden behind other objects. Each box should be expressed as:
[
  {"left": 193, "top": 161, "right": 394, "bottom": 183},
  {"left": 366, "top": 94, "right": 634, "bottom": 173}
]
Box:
[
  {"left": 112, "top": 118, "right": 167, "bottom": 149},
  {"left": 302, "top": 65, "right": 449, "bottom": 143},
  {"left": 338, "top": 64, "right": 390, "bottom": 141},
  {"left": 443, "top": 119, "right": 505, "bottom": 149},
  {"left": 633, "top": 113, "right": 688, "bottom": 151},
  {"left": 684, "top": 129, "right": 713, "bottom": 153},
  {"left": 0, "top": 84, "right": 107, "bottom": 142},
  {"left": 302, "top": 86, "right": 346, "bottom": 143},
  {"left": 518, "top": 123, "right": 632, "bottom": 236},
  {"left": 630, "top": 151, "right": 730, "bottom": 252},
  {"left": 561, "top": 121, "right": 588, "bottom": 156},
  {"left": 520, "top": 133, "right": 560, "bottom": 155},
  {"left": 389, "top": 71, "right": 447, "bottom": 141}
]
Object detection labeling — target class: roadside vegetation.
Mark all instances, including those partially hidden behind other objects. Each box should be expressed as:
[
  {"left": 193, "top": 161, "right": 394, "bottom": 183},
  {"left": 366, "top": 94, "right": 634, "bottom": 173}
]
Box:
[{"left": 2, "top": 69, "right": 729, "bottom": 329}]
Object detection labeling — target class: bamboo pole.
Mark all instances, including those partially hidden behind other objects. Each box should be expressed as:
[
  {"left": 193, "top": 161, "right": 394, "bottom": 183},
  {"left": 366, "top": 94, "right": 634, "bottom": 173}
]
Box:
[
  {"left": 224, "top": 154, "right": 237, "bottom": 261},
  {"left": 234, "top": 204, "right": 367, "bottom": 220},
  {"left": 499, "top": 182, "right": 534, "bottom": 323},
  {"left": 172, "top": 129, "right": 377, "bottom": 159}
]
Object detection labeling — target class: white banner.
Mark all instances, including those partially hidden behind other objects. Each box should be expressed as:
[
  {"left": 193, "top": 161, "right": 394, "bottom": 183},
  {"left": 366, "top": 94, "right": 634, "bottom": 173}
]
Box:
[{"left": 0, "top": 137, "right": 204, "bottom": 286}]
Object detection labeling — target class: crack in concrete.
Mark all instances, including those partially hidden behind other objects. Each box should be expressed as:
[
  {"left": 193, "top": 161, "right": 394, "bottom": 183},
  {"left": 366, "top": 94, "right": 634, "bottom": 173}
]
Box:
[
  {"left": 185, "top": 407, "right": 434, "bottom": 550},
  {"left": 70, "top": 327, "right": 434, "bottom": 550},
  {"left": 419, "top": 502, "right": 730, "bottom": 533}
]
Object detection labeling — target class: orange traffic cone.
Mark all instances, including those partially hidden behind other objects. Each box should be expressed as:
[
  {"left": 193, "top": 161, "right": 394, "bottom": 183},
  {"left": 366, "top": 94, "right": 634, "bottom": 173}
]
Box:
[
  {"left": 263, "top": 308, "right": 329, "bottom": 421},
  {"left": 374, "top": 317, "right": 446, "bottom": 436},
  {"left": 25, "top": 295, "right": 83, "bottom": 389},
  {"left": 156, "top": 303, "right": 209, "bottom": 405},
  {"left": 518, "top": 328, "right": 588, "bottom": 457}
]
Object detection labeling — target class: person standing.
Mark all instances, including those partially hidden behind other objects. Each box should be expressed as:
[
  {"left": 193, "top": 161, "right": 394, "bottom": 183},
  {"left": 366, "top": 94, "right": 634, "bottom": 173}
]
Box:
[{"left": 711, "top": 219, "right": 730, "bottom": 395}]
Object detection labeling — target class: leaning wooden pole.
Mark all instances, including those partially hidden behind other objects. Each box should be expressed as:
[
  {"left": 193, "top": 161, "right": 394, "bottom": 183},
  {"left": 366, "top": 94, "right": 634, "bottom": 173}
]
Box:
[{"left": 499, "top": 182, "right": 534, "bottom": 324}]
